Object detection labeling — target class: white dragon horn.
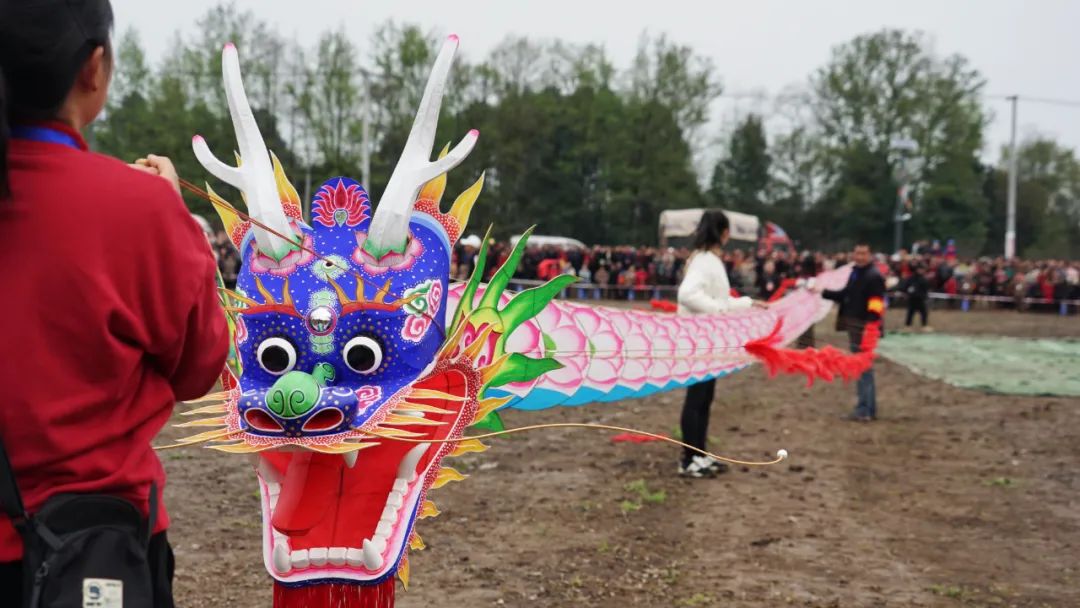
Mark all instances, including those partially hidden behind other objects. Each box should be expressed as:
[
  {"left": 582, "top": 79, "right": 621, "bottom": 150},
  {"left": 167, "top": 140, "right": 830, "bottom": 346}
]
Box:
[
  {"left": 365, "top": 35, "right": 479, "bottom": 258},
  {"left": 192, "top": 43, "right": 297, "bottom": 261}
]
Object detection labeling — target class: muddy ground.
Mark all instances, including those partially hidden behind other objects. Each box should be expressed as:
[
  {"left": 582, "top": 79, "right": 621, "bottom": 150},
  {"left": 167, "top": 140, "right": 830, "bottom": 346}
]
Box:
[{"left": 160, "top": 308, "right": 1080, "bottom": 607}]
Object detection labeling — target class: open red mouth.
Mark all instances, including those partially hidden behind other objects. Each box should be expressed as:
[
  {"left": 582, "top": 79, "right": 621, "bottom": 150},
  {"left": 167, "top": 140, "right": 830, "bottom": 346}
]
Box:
[{"left": 254, "top": 368, "right": 471, "bottom": 584}]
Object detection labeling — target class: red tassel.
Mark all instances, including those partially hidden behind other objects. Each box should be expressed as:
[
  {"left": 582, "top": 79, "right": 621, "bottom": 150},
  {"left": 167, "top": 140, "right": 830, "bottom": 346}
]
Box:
[
  {"left": 649, "top": 299, "right": 677, "bottom": 313},
  {"left": 767, "top": 278, "right": 799, "bottom": 303},
  {"left": 273, "top": 580, "right": 396, "bottom": 608},
  {"left": 611, "top": 432, "right": 667, "bottom": 443},
  {"left": 745, "top": 320, "right": 878, "bottom": 387}
]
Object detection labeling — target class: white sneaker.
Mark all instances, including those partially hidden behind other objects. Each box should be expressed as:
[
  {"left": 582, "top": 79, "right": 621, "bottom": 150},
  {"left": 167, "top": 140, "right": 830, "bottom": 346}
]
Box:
[
  {"left": 679, "top": 455, "right": 718, "bottom": 478},
  {"left": 703, "top": 456, "right": 730, "bottom": 474}
]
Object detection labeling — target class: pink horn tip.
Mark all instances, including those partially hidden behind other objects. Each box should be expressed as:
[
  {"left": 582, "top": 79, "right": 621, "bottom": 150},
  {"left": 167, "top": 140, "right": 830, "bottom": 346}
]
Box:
[
  {"left": 224, "top": 42, "right": 236, "bottom": 51},
  {"left": 192, "top": 135, "right": 204, "bottom": 143},
  {"left": 447, "top": 34, "right": 459, "bottom": 43}
]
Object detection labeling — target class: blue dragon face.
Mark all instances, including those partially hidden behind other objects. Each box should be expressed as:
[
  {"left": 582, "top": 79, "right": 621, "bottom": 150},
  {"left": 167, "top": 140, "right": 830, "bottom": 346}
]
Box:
[
  {"left": 233, "top": 178, "right": 450, "bottom": 440},
  {"left": 190, "top": 37, "right": 501, "bottom": 593}
]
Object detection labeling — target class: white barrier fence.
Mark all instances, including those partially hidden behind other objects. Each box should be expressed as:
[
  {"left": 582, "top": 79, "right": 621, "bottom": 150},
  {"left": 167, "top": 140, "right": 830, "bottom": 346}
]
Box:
[{"left": 503, "top": 278, "right": 1080, "bottom": 315}]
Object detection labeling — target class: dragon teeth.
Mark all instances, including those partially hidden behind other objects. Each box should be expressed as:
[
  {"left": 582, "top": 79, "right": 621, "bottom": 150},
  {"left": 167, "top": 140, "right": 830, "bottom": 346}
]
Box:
[
  {"left": 346, "top": 548, "right": 364, "bottom": 567},
  {"left": 343, "top": 451, "right": 358, "bottom": 468},
  {"left": 273, "top": 541, "right": 292, "bottom": 574},
  {"left": 290, "top": 549, "right": 310, "bottom": 569},
  {"left": 396, "top": 443, "right": 430, "bottom": 480},
  {"left": 267, "top": 455, "right": 423, "bottom": 576},
  {"left": 386, "top": 491, "right": 403, "bottom": 509},
  {"left": 308, "top": 548, "right": 328, "bottom": 567},
  {"left": 362, "top": 539, "right": 384, "bottom": 570},
  {"left": 328, "top": 547, "right": 347, "bottom": 566},
  {"left": 369, "top": 536, "right": 387, "bottom": 554},
  {"left": 375, "top": 521, "right": 392, "bottom": 538}
]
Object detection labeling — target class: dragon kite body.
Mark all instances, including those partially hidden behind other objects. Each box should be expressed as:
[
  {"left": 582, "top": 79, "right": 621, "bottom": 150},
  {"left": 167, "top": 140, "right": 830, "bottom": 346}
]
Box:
[{"left": 178, "top": 37, "right": 868, "bottom": 608}]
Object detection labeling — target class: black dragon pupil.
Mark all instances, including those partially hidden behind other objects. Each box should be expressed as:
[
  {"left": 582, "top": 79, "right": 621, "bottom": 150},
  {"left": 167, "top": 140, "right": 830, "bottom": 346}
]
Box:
[
  {"left": 262, "top": 346, "right": 290, "bottom": 372},
  {"left": 348, "top": 345, "right": 376, "bottom": 371}
]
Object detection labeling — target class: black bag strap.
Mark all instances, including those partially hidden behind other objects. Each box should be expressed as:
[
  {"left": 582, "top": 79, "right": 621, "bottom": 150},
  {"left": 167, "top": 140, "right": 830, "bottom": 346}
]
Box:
[
  {"left": 0, "top": 433, "right": 28, "bottom": 523},
  {"left": 0, "top": 433, "right": 159, "bottom": 549},
  {"left": 144, "top": 480, "right": 158, "bottom": 545}
]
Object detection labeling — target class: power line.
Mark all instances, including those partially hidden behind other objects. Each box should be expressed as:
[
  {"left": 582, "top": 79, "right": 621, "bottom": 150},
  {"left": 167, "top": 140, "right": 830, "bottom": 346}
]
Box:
[{"left": 985, "top": 94, "right": 1080, "bottom": 108}]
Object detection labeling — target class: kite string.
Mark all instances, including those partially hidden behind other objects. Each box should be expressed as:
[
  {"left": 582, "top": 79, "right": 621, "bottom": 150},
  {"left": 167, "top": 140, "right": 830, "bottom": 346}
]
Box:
[{"left": 362, "top": 422, "right": 788, "bottom": 467}]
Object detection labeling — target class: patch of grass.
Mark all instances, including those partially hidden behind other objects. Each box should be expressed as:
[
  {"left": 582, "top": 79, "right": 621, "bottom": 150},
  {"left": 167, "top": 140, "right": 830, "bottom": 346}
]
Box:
[
  {"left": 928, "top": 584, "right": 967, "bottom": 599},
  {"left": 643, "top": 489, "right": 667, "bottom": 504},
  {"left": 677, "top": 593, "right": 715, "bottom": 606},
  {"left": 624, "top": 479, "right": 667, "bottom": 504},
  {"left": 619, "top": 500, "right": 642, "bottom": 515},
  {"left": 672, "top": 427, "right": 683, "bottom": 441},
  {"left": 596, "top": 540, "right": 610, "bottom": 554},
  {"left": 984, "top": 477, "right": 1015, "bottom": 488}
]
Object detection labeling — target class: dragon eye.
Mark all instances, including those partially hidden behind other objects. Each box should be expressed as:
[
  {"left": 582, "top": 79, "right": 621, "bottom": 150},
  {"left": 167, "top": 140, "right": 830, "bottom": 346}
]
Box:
[
  {"left": 342, "top": 335, "right": 382, "bottom": 374},
  {"left": 257, "top": 337, "right": 296, "bottom": 376}
]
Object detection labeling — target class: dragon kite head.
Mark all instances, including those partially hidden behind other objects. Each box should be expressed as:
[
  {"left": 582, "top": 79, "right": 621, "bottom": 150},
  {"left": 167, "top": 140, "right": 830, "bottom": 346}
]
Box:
[{"left": 180, "top": 37, "right": 561, "bottom": 590}]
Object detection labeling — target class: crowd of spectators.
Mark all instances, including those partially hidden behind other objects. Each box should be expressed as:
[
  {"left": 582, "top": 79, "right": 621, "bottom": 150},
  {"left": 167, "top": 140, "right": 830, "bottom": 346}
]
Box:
[{"left": 210, "top": 228, "right": 1080, "bottom": 308}]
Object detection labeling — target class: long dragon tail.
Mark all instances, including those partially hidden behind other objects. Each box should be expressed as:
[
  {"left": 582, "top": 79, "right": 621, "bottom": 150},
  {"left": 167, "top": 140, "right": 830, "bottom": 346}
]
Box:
[{"left": 446, "top": 265, "right": 865, "bottom": 412}]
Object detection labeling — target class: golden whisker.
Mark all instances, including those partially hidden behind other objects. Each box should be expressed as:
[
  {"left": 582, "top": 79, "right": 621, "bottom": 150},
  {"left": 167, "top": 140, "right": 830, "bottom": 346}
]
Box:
[
  {"left": 393, "top": 401, "right": 456, "bottom": 415},
  {"left": 406, "top": 388, "right": 467, "bottom": 402},
  {"left": 306, "top": 442, "right": 381, "bottom": 454},
  {"left": 381, "top": 414, "right": 448, "bottom": 427},
  {"left": 174, "top": 416, "right": 228, "bottom": 428},
  {"left": 180, "top": 404, "right": 229, "bottom": 416}
]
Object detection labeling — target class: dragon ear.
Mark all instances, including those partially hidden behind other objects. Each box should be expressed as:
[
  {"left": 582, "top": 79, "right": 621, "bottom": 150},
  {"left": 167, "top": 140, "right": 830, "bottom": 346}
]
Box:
[
  {"left": 270, "top": 152, "right": 303, "bottom": 223},
  {"left": 207, "top": 183, "right": 248, "bottom": 250},
  {"left": 412, "top": 161, "right": 485, "bottom": 246}
]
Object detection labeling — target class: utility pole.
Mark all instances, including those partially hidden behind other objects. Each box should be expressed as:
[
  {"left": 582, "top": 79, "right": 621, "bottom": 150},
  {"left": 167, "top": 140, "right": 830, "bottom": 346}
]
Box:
[
  {"left": 361, "top": 92, "right": 371, "bottom": 190},
  {"left": 890, "top": 138, "right": 918, "bottom": 254},
  {"left": 1005, "top": 95, "right": 1019, "bottom": 259}
]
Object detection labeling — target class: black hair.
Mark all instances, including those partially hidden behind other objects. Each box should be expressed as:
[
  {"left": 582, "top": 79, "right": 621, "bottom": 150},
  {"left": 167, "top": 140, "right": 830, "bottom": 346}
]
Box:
[
  {"left": 0, "top": 0, "right": 114, "bottom": 198},
  {"left": 692, "top": 209, "right": 731, "bottom": 251},
  {"left": 853, "top": 242, "right": 872, "bottom": 250}
]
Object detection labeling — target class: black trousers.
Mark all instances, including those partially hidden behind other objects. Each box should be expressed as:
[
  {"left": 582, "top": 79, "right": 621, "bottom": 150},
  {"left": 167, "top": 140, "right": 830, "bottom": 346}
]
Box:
[
  {"left": 680, "top": 379, "right": 716, "bottom": 465},
  {"left": 0, "top": 531, "right": 175, "bottom": 608},
  {"left": 906, "top": 298, "right": 928, "bottom": 326}
]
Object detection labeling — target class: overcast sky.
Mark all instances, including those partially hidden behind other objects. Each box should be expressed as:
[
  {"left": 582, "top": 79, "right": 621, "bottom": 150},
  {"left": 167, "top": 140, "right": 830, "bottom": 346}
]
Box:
[{"left": 113, "top": 0, "right": 1080, "bottom": 165}]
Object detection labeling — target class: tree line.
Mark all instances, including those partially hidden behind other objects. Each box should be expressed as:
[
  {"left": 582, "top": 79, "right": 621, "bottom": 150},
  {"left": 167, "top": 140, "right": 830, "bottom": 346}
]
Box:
[{"left": 92, "top": 3, "right": 1080, "bottom": 258}]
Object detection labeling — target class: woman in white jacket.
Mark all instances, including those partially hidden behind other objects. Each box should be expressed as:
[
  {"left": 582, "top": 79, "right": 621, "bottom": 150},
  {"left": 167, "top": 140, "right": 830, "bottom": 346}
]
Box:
[{"left": 677, "top": 210, "right": 765, "bottom": 477}]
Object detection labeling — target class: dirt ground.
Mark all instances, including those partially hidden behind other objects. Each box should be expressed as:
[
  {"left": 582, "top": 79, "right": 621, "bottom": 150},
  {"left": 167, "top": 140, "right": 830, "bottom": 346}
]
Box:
[{"left": 160, "top": 307, "right": 1080, "bottom": 607}]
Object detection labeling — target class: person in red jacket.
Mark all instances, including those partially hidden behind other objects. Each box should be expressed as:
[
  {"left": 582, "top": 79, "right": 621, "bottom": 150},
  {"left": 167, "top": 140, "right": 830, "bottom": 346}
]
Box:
[{"left": 0, "top": 1, "right": 228, "bottom": 605}]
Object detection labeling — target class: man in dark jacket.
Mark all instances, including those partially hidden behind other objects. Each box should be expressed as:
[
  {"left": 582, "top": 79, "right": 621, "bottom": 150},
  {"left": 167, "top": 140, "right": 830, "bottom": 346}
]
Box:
[
  {"left": 899, "top": 264, "right": 931, "bottom": 328},
  {"left": 819, "top": 243, "right": 885, "bottom": 421}
]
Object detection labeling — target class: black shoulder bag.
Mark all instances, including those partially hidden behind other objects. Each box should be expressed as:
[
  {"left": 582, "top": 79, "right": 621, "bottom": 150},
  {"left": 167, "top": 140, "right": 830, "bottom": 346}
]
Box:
[{"left": 0, "top": 436, "right": 158, "bottom": 608}]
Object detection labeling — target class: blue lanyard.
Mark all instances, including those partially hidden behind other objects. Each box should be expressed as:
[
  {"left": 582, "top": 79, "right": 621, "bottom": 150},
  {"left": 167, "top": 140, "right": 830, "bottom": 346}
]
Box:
[{"left": 10, "top": 125, "right": 82, "bottom": 150}]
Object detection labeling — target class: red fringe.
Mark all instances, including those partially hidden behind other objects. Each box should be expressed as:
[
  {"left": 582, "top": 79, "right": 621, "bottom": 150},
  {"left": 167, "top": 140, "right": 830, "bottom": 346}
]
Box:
[
  {"left": 273, "top": 581, "right": 396, "bottom": 608},
  {"left": 767, "top": 278, "right": 799, "bottom": 303},
  {"left": 744, "top": 320, "right": 879, "bottom": 387},
  {"left": 611, "top": 432, "right": 667, "bottom": 443},
  {"left": 649, "top": 299, "right": 677, "bottom": 313}
]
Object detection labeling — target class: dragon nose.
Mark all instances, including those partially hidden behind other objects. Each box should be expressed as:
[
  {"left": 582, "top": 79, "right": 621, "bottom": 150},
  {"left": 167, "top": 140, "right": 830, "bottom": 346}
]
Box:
[{"left": 265, "top": 371, "right": 320, "bottom": 419}]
